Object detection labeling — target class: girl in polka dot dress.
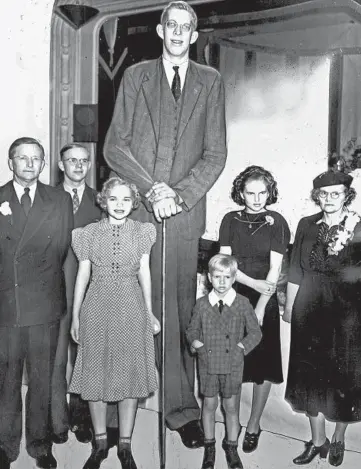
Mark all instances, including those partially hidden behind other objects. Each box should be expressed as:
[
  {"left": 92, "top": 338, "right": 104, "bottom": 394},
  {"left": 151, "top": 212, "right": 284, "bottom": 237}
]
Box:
[{"left": 69, "top": 177, "right": 160, "bottom": 469}]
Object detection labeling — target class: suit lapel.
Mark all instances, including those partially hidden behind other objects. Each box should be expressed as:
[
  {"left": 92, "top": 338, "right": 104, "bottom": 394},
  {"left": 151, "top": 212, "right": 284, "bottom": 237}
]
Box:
[
  {"left": 141, "top": 58, "right": 162, "bottom": 146},
  {"left": 177, "top": 61, "right": 203, "bottom": 144},
  {"left": 16, "top": 182, "right": 55, "bottom": 253},
  {"left": 0, "top": 182, "right": 15, "bottom": 229}
]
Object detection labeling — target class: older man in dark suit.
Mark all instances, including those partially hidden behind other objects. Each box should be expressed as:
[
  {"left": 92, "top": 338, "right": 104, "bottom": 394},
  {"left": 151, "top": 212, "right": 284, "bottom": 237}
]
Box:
[
  {"left": 51, "top": 143, "right": 102, "bottom": 445},
  {"left": 0, "top": 137, "right": 73, "bottom": 469},
  {"left": 104, "top": 1, "right": 226, "bottom": 449}
]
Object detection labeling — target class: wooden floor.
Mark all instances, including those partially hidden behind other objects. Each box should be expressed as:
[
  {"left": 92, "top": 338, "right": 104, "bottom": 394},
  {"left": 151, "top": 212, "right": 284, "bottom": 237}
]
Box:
[{"left": 12, "top": 408, "right": 361, "bottom": 469}]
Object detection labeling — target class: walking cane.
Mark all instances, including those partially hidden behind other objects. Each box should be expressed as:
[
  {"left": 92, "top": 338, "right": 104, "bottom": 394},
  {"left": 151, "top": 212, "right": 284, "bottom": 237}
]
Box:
[{"left": 160, "top": 218, "right": 167, "bottom": 469}]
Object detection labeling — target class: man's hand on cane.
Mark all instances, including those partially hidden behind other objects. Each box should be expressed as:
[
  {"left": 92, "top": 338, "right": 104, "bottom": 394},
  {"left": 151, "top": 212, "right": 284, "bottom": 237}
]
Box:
[{"left": 146, "top": 182, "right": 182, "bottom": 222}]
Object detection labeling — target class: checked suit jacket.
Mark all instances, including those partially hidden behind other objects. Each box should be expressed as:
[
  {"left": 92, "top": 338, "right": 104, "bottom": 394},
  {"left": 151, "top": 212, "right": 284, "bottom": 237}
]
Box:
[{"left": 186, "top": 293, "right": 262, "bottom": 375}]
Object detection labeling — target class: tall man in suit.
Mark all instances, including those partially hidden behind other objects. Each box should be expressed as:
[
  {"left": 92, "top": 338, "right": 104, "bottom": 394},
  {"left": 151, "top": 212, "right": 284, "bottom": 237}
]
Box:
[
  {"left": 104, "top": 1, "right": 226, "bottom": 448},
  {"left": 0, "top": 137, "right": 73, "bottom": 469},
  {"left": 51, "top": 143, "right": 101, "bottom": 445}
]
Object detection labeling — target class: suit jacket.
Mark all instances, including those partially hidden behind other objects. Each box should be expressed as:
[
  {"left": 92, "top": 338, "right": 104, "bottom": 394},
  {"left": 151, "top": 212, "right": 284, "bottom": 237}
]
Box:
[
  {"left": 61, "top": 184, "right": 102, "bottom": 308},
  {"left": 0, "top": 181, "right": 73, "bottom": 327},
  {"left": 186, "top": 293, "right": 262, "bottom": 375},
  {"left": 104, "top": 57, "right": 227, "bottom": 239}
]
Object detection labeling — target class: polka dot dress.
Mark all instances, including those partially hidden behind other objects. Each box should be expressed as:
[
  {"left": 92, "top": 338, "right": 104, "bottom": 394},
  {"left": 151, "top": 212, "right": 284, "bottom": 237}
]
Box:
[{"left": 69, "top": 218, "right": 158, "bottom": 402}]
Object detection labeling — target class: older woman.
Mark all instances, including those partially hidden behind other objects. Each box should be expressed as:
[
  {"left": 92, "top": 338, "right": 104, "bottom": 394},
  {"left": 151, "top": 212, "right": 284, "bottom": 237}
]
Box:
[
  {"left": 219, "top": 166, "right": 290, "bottom": 453},
  {"left": 284, "top": 170, "right": 361, "bottom": 466}
]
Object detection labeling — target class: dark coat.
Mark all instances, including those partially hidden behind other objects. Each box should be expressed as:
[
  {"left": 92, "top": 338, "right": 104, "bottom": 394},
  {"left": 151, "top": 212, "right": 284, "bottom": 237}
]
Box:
[
  {"left": 0, "top": 181, "right": 73, "bottom": 326},
  {"left": 62, "top": 184, "right": 102, "bottom": 306},
  {"left": 186, "top": 293, "right": 262, "bottom": 375}
]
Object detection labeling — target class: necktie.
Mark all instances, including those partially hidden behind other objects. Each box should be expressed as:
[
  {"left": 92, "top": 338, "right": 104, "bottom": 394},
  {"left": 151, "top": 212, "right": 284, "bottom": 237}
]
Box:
[
  {"left": 171, "top": 65, "right": 181, "bottom": 102},
  {"left": 218, "top": 300, "right": 224, "bottom": 314},
  {"left": 21, "top": 187, "right": 31, "bottom": 216},
  {"left": 72, "top": 188, "right": 80, "bottom": 214}
]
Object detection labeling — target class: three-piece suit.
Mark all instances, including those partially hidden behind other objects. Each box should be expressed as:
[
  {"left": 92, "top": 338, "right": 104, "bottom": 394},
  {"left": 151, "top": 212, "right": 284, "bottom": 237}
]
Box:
[
  {"left": 0, "top": 181, "right": 72, "bottom": 461},
  {"left": 104, "top": 57, "right": 227, "bottom": 428}
]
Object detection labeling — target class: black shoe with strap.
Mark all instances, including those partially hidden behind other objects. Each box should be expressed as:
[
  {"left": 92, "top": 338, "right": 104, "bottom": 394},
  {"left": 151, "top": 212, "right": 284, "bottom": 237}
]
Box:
[
  {"left": 293, "top": 438, "right": 330, "bottom": 465},
  {"left": 117, "top": 447, "right": 137, "bottom": 469},
  {"left": 329, "top": 440, "right": 345, "bottom": 467},
  {"left": 0, "top": 447, "right": 11, "bottom": 469},
  {"left": 52, "top": 432, "right": 69, "bottom": 444},
  {"left": 242, "top": 427, "right": 261, "bottom": 453},
  {"left": 201, "top": 440, "right": 216, "bottom": 469},
  {"left": 222, "top": 440, "right": 243, "bottom": 469}
]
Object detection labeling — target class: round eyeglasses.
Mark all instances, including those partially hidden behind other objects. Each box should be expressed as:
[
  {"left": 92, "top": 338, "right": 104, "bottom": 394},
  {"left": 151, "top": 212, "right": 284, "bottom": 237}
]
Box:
[
  {"left": 318, "top": 190, "right": 345, "bottom": 199},
  {"left": 165, "top": 20, "right": 192, "bottom": 33},
  {"left": 63, "top": 158, "right": 90, "bottom": 166}
]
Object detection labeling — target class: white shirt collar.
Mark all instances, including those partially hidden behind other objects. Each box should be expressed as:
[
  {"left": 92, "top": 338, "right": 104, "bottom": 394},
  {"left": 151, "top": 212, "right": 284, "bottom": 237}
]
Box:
[
  {"left": 63, "top": 182, "right": 86, "bottom": 202},
  {"left": 208, "top": 288, "right": 236, "bottom": 307},
  {"left": 162, "top": 56, "right": 189, "bottom": 92},
  {"left": 13, "top": 180, "right": 37, "bottom": 204}
]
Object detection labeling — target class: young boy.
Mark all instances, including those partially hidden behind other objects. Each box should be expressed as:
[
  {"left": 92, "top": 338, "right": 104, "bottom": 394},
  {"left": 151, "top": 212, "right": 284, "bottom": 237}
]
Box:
[{"left": 186, "top": 254, "right": 262, "bottom": 469}]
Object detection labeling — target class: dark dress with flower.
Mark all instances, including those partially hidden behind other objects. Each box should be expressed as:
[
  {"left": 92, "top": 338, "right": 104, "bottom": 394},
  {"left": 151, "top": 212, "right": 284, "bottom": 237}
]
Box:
[
  {"left": 285, "top": 212, "right": 361, "bottom": 422},
  {"left": 219, "top": 210, "right": 290, "bottom": 384}
]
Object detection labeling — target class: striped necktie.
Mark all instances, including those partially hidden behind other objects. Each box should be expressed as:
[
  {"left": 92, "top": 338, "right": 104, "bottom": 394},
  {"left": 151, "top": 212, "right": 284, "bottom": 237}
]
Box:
[{"left": 72, "top": 188, "right": 80, "bottom": 214}]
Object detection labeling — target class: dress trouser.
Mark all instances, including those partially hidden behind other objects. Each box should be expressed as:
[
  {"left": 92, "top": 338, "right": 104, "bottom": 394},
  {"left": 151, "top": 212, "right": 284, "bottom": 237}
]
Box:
[
  {"left": 51, "top": 252, "right": 91, "bottom": 436},
  {"left": 0, "top": 322, "right": 59, "bottom": 462},
  {"left": 107, "top": 216, "right": 200, "bottom": 430}
]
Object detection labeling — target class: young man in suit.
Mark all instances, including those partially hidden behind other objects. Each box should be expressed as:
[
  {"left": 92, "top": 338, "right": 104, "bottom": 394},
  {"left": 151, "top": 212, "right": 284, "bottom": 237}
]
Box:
[
  {"left": 51, "top": 143, "right": 102, "bottom": 445},
  {"left": 104, "top": 1, "right": 227, "bottom": 449},
  {"left": 0, "top": 137, "right": 73, "bottom": 469}
]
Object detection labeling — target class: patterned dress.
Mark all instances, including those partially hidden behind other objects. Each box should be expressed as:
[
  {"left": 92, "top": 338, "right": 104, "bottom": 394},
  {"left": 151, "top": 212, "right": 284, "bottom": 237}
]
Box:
[
  {"left": 286, "top": 213, "right": 361, "bottom": 421},
  {"left": 69, "top": 218, "right": 158, "bottom": 402},
  {"left": 219, "top": 210, "right": 290, "bottom": 384}
]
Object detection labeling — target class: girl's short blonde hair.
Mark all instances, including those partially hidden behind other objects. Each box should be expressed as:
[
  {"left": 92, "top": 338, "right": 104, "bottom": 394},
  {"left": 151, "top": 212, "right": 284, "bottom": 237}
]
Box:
[{"left": 97, "top": 177, "right": 141, "bottom": 211}]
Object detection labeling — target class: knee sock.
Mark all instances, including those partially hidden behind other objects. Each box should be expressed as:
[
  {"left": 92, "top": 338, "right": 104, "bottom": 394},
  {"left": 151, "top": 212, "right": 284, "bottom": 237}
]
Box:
[{"left": 94, "top": 432, "right": 108, "bottom": 450}]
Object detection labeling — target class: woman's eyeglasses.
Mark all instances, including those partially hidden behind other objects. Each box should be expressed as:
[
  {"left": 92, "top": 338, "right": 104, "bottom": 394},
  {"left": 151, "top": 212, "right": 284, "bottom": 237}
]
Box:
[{"left": 318, "top": 190, "right": 345, "bottom": 199}]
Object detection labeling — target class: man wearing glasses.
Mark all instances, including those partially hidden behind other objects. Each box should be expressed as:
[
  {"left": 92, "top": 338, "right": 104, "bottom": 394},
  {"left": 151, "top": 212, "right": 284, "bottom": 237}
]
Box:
[
  {"left": 0, "top": 137, "right": 73, "bottom": 469},
  {"left": 104, "top": 1, "right": 226, "bottom": 449},
  {"left": 51, "top": 143, "right": 101, "bottom": 446}
]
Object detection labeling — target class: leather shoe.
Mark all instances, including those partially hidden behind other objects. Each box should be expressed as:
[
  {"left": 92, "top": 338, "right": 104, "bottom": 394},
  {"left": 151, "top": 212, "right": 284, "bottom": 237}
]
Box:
[
  {"left": 83, "top": 447, "right": 109, "bottom": 469},
  {"left": 329, "top": 441, "right": 345, "bottom": 466},
  {"left": 35, "top": 451, "right": 57, "bottom": 469},
  {"left": 0, "top": 447, "right": 11, "bottom": 469},
  {"left": 52, "top": 432, "right": 68, "bottom": 444},
  {"left": 242, "top": 428, "right": 261, "bottom": 453},
  {"left": 293, "top": 438, "right": 330, "bottom": 465},
  {"left": 175, "top": 420, "right": 204, "bottom": 449},
  {"left": 117, "top": 447, "right": 137, "bottom": 469},
  {"left": 72, "top": 425, "right": 92, "bottom": 444}
]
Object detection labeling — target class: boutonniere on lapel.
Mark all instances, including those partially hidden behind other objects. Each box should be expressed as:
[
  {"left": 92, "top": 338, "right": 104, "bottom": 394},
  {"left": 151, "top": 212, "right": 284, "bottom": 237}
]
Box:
[{"left": 0, "top": 201, "right": 12, "bottom": 224}]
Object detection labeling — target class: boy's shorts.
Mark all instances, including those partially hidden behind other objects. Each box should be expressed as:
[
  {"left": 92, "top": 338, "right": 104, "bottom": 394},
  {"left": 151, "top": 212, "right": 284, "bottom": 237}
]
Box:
[{"left": 199, "top": 371, "right": 242, "bottom": 398}]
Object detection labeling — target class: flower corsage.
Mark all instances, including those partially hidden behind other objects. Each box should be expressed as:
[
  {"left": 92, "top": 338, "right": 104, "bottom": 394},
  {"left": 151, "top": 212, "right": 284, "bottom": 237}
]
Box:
[
  {"left": 0, "top": 201, "right": 12, "bottom": 217},
  {"left": 327, "top": 211, "right": 360, "bottom": 256}
]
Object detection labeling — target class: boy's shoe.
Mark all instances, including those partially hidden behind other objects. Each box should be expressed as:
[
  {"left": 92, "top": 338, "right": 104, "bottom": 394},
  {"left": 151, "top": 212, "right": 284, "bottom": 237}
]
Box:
[
  {"left": 222, "top": 440, "right": 243, "bottom": 469},
  {"left": 201, "top": 440, "right": 216, "bottom": 469}
]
